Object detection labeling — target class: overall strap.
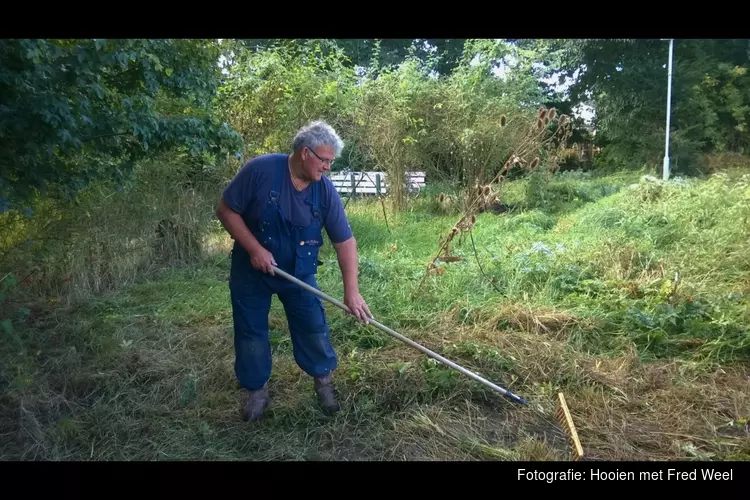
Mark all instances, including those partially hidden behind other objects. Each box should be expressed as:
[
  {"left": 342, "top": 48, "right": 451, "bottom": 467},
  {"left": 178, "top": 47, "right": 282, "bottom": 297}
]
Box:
[
  {"left": 269, "top": 155, "right": 285, "bottom": 203},
  {"left": 311, "top": 180, "right": 321, "bottom": 220}
]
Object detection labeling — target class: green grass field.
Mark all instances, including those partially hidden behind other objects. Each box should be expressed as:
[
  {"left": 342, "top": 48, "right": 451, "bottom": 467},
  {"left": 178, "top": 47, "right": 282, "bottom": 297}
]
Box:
[{"left": 2, "top": 167, "right": 749, "bottom": 461}]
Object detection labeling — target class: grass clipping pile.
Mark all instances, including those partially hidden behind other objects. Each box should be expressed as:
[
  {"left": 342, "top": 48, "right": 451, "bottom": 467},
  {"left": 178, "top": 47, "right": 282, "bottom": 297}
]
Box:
[
  {"left": 389, "top": 303, "right": 746, "bottom": 461},
  {"left": 3, "top": 257, "right": 749, "bottom": 461}
]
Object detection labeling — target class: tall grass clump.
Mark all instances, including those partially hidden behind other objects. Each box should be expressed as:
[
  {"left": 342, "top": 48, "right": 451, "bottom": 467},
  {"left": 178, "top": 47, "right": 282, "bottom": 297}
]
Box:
[
  {"left": 483, "top": 172, "right": 750, "bottom": 364},
  {"left": 0, "top": 152, "right": 230, "bottom": 307}
]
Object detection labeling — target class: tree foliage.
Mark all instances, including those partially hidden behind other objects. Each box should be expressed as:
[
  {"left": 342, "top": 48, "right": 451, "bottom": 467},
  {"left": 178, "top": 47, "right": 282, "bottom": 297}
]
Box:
[
  {"left": 240, "top": 38, "right": 468, "bottom": 76},
  {"left": 554, "top": 38, "right": 750, "bottom": 173},
  {"left": 0, "top": 39, "right": 243, "bottom": 211},
  {"left": 218, "top": 39, "right": 563, "bottom": 212},
  {"left": 217, "top": 40, "right": 360, "bottom": 162},
  {"left": 7, "top": 37, "right": 747, "bottom": 219}
]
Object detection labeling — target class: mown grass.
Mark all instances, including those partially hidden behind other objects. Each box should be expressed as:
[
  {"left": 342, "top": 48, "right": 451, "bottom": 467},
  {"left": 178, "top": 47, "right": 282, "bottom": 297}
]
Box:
[{"left": 1, "top": 166, "right": 749, "bottom": 461}]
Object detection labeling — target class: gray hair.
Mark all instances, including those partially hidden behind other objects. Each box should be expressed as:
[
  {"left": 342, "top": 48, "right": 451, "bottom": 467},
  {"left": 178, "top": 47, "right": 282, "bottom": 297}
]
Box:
[{"left": 292, "top": 120, "right": 345, "bottom": 156}]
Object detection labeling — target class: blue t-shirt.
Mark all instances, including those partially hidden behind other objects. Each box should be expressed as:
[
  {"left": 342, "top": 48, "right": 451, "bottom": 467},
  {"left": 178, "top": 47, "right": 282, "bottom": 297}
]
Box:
[{"left": 222, "top": 153, "right": 353, "bottom": 245}]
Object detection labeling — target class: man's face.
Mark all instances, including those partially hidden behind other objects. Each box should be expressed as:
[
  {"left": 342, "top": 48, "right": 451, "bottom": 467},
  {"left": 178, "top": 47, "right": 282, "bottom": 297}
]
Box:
[{"left": 303, "top": 145, "right": 335, "bottom": 181}]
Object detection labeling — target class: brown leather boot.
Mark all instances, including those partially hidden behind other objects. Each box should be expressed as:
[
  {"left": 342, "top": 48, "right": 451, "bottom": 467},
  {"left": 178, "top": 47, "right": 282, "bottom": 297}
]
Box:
[
  {"left": 313, "top": 374, "right": 340, "bottom": 414},
  {"left": 243, "top": 386, "right": 269, "bottom": 421}
]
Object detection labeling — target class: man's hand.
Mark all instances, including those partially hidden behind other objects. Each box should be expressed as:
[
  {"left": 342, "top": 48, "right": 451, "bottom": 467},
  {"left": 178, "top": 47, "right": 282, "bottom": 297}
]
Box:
[
  {"left": 332, "top": 236, "right": 371, "bottom": 323},
  {"left": 250, "top": 246, "right": 277, "bottom": 275},
  {"left": 344, "top": 291, "right": 372, "bottom": 323},
  {"left": 216, "top": 197, "right": 276, "bottom": 274}
]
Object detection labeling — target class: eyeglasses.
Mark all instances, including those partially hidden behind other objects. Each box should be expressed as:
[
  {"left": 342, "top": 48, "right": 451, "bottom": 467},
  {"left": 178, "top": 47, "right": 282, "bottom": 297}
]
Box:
[{"left": 306, "top": 147, "right": 334, "bottom": 166}]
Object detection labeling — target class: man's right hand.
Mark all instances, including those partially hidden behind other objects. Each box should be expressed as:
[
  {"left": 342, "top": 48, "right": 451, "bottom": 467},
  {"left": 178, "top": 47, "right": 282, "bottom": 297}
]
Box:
[
  {"left": 215, "top": 197, "right": 277, "bottom": 275},
  {"left": 250, "top": 246, "right": 277, "bottom": 275}
]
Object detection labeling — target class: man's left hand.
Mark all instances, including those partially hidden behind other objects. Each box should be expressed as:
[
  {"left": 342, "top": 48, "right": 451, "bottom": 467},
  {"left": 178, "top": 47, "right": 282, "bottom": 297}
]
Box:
[{"left": 344, "top": 292, "right": 373, "bottom": 324}]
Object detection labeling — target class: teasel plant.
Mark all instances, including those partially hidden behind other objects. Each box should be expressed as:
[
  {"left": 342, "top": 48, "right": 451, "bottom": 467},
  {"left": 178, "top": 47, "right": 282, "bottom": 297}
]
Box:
[{"left": 412, "top": 105, "right": 573, "bottom": 299}]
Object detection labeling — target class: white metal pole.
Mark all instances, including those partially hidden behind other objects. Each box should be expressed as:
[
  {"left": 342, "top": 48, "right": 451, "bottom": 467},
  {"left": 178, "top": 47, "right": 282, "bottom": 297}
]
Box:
[{"left": 663, "top": 38, "right": 674, "bottom": 181}]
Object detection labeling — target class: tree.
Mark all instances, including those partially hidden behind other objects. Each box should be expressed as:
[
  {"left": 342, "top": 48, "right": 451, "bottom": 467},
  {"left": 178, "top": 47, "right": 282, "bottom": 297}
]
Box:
[
  {"left": 0, "top": 39, "right": 243, "bottom": 212},
  {"left": 239, "top": 38, "right": 468, "bottom": 76},
  {"left": 552, "top": 38, "right": 750, "bottom": 173}
]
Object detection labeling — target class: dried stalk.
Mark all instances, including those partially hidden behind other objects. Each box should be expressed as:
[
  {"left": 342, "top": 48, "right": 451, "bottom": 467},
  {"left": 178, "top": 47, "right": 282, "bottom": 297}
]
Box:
[{"left": 411, "top": 106, "right": 572, "bottom": 299}]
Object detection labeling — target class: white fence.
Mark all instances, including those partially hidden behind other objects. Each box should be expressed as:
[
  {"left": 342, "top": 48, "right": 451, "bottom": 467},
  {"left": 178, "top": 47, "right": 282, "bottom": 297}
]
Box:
[{"left": 328, "top": 171, "right": 426, "bottom": 195}]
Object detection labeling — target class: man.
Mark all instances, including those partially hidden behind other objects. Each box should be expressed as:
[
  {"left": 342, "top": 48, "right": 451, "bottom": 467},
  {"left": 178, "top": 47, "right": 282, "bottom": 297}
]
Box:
[{"left": 216, "top": 120, "right": 372, "bottom": 421}]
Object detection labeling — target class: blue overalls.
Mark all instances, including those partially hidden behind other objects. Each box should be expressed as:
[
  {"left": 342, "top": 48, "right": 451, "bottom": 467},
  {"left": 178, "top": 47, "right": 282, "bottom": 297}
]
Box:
[{"left": 229, "top": 156, "right": 337, "bottom": 391}]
